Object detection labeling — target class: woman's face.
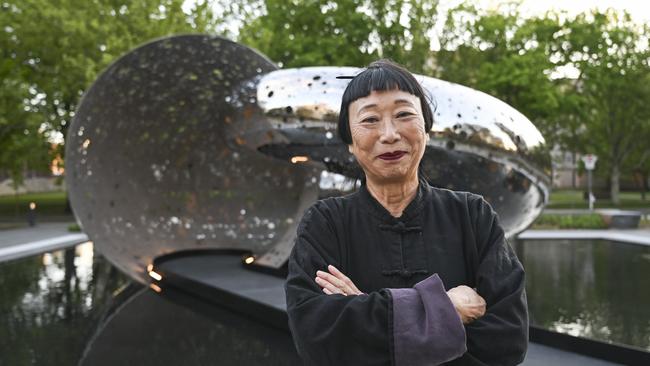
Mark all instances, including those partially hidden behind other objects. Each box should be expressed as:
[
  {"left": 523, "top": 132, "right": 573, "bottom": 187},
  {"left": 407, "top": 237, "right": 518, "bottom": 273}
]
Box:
[{"left": 348, "top": 89, "right": 429, "bottom": 184}]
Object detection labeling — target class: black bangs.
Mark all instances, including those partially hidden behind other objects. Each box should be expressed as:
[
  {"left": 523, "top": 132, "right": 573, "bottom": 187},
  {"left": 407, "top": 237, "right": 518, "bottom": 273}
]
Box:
[
  {"left": 337, "top": 59, "right": 434, "bottom": 144},
  {"left": 345, "top": 66, "right": 420, "bottom": 103}
]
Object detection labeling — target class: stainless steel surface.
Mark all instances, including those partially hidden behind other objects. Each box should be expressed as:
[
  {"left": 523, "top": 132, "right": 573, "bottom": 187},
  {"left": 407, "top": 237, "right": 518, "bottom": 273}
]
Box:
[
  {"left": 257, "top": 67, "right": 551, "bottom": 236},
  {"left": 66, "top": 35, "right": 550, "bottom": 283}
]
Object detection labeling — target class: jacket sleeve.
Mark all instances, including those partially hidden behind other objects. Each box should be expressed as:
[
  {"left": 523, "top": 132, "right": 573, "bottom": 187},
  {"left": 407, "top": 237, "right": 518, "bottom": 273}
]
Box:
[
  {"left": 285, "top": 202, "right": 392, "bottom": 365},
  {"left": 285, "top": 202, "right": 466, "bottom": 366},
  {"left": 450, "top": 196, "right": 529, "bottom": 366}
]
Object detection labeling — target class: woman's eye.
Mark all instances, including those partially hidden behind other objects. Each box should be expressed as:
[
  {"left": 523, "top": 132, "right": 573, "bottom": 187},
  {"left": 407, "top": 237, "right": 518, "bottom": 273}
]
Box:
[
  {"left": 361, "top": 117, "right": 379, "bottom": 123},
  {"left": 396, "top": 111, "right": 415, "bottom": 118}
]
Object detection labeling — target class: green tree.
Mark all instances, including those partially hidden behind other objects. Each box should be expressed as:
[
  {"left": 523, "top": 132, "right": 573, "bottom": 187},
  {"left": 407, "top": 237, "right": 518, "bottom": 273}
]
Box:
[
  {"left": 0, "top": 4, "right": 51, "bottom": 193},
  {"left": 556, "top": 10, "right": 650, "bottom": 203},
  {"left": 436, "top": 3, "right": 565, "bottom": 145},
  {"left": 236, "top": 0, "right": 438, "bottom": 72},
  {"left": 436, "top": 4, "right": 650, "bottom": 203},
  {"left": 626, "top": 146, "right": 650, "bottom": 200},
  {"left": 1, "top": 0, "right": 222, "bottom": 189}
]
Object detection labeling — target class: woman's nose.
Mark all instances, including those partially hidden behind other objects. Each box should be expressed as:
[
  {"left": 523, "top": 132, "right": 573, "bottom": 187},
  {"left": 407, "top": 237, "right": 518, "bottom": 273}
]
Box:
[{"left": 379, "top": 119, "right": 401, "bottom": 143}]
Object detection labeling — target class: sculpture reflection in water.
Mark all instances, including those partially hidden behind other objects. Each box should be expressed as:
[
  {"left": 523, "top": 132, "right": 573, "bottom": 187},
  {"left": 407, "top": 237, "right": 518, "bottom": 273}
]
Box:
[
  {"left": 66, "top": 35, "right": 551, "bottom": 283},
  {"left": 79, "top": 285, "right": 301, "bottom": 366}
]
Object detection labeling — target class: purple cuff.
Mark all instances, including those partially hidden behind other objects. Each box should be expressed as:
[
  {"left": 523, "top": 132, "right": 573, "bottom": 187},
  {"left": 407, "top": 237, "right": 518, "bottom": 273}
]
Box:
[{"left": 388, "top": 274, "right": 466, "bottom": 366}]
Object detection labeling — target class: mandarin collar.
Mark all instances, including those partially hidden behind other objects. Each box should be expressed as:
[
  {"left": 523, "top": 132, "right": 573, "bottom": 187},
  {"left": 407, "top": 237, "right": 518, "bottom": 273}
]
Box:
[{"left": 357, "top": 178, "right": 429, "bottom": 223}]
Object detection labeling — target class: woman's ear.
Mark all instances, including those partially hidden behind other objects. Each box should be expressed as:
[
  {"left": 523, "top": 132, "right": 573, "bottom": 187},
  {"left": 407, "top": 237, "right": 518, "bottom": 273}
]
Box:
[{"left": 348, "top": 144, "right": 354, "bottom": 154}]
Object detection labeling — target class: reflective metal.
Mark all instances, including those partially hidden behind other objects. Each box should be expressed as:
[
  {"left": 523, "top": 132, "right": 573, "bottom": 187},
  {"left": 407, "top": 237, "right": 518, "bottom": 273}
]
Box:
[{"left": 66, "top": 35, "right": 551, "bottom": 283}]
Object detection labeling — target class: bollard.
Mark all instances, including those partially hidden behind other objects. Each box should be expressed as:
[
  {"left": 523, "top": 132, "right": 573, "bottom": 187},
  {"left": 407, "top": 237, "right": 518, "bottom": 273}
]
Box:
[{"left": 27, "top": 202, "right": 36, "bottom": 227}]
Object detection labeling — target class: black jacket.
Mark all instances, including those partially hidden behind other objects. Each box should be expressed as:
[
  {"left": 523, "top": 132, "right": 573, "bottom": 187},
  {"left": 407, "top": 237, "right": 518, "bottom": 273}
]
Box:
[{"left": 285, "top": 179, "right": 528, "bottom": 365}]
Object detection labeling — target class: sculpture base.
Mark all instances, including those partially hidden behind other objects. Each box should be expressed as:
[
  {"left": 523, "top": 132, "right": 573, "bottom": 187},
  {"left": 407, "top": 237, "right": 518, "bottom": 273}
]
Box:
[{"left": 152, "top": 250, "right": 287, "bottom": 330}]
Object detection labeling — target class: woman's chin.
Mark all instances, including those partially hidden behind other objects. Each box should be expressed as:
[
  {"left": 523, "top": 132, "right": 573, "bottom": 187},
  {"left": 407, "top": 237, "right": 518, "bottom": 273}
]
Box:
[{"left": 370, "top": 169, "right": 416, "bottom": 184}]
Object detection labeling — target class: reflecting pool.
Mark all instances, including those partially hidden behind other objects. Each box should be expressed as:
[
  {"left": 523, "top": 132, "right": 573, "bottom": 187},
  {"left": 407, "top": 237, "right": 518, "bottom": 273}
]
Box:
[
  {"left": 0, "top": 243, "right": 300, "bottom": 365},
  {"left": 0, "top": 239, "right": 648, "bottom": 365},
  {"left": 515, "top": 239, "right": 650, "bottom": 350},
  {"left": 0, "top": 242, "right": 131, "bottom": 365}
]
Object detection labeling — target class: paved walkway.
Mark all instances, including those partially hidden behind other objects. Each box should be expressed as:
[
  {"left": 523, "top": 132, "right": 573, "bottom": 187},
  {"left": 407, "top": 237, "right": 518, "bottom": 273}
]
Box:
[
  {"left": 0, "top": 222, "right": 88, "bottom": 262},
  {"left": 544, "top": 208, "right": 650, "bottom": 215},
  {"left": 519, "top": 228, "right": 650, "bottom": 246}
]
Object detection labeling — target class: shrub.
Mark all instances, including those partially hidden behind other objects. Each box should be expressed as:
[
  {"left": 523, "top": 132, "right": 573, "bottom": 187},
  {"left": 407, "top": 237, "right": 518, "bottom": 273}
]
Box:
[{"left": 532, "top": 214, "right": 607, "bottom": 229}]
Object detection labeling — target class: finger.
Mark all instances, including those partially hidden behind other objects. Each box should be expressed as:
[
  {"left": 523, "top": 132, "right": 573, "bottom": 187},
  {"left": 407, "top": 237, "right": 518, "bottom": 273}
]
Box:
[
  {"left": 314, "top": 276, "right": 336, "bottom": 289},
  {"left": 327, "top": 265, "right": 353, "bottom": 286},
  {"left": 314, "top": 276, "right": 325, "bottom": 289},
  {"left": 468, "top": 307, "right": 486, "bottom": 319},
  {"left": 315, "top": 276, "right": 336, "bottom": 290},
  {"left": 328, "top": 265, "right": 347, "bottom": 280},
  {"left": 317, "top": 276, "right": 352, "bottom": 296},
  {"left": 466, "top": 299, "right": 487, "bottom": 308},
  {"left": 317, "top": 270, "right": 347, "bottom": 289},
  {"left": 328, "top": 265, "right": 362, "bottom": 294},
  {"left": 315, "top": 276, "right": 345, "bottom": 295},
  {"left": 323, "top": 287, "right": 334, "bottom": 295}
]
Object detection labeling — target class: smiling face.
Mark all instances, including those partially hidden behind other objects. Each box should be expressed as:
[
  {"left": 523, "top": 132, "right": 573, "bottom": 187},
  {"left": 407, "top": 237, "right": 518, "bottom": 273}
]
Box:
[{"left": 348, "top": 89, "right": 429, "bottom": 185}]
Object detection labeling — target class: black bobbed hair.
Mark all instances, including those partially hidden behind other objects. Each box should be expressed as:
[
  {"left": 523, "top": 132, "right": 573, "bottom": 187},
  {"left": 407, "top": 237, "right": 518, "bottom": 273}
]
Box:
[{"left": 337, "top": 59, "right": 435, "bottom": 144}]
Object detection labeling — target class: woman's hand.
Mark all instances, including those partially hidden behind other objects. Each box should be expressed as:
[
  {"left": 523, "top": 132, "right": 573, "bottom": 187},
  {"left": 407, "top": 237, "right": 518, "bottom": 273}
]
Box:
[
  {"left": 446, "top": 285, "right": 487, "bottom": 324},
  {"left": 315, "top": 265, "right": 364, "bottom": 296}
]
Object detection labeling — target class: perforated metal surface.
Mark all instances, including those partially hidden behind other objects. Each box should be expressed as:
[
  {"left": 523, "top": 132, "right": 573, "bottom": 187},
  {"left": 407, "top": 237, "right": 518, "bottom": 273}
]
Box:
[{"left": 67, "top": 35, "right": 550, "bottom": 283}]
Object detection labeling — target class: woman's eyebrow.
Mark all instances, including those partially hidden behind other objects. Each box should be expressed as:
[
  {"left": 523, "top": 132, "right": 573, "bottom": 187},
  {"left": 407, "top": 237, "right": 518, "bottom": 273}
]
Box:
[
  {"left": 357, "top": 103, "right": 378, "bottom": 115},
  {"left": 394, "top": 99, "right": 415, "bottom": 107},
  {"left": 357, "top": 99, "right": 415, "bottom": 115}
]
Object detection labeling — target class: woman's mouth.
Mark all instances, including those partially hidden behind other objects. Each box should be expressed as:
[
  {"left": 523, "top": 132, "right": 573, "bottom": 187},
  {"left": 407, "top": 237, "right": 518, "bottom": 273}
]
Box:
[{"left": 378, "top": 151, "right": 407, "bottom": 160}]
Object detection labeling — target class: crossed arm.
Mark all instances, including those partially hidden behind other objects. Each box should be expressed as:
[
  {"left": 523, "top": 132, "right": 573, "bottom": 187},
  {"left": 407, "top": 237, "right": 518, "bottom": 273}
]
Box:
[{"left": 315, "top": 264, "right": 487, "bottom": 324}]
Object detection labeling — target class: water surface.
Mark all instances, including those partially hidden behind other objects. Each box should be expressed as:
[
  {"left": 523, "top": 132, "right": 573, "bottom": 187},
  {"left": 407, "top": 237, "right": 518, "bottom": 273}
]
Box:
[
  {"left": 515, "top": 239, "right": 650, "bottom": 350},
  {"left": 0, "top": 243, "right": 300, "bottom": 365},
  {"left": 1, "top": 239, "right": 648, "bottom": 366},
  {"left": 0, "top": 242, "right": 131, "bottom": 365}
]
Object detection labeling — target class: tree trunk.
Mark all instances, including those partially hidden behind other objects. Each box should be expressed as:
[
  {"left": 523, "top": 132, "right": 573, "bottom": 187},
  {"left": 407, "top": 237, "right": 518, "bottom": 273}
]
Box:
[
  {"left": 571, "top": 151, "right": 577, "bottom": 188},
  {"left": 13, "top": 189, "right": 19, "bottom": 220},
  {"left": 610, "top": 164, "right": 621, "bottom": 205}
]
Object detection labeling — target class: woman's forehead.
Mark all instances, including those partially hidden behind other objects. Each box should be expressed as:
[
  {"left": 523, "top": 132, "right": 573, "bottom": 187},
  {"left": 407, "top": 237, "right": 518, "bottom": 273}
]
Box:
[{"left": 350, "top": 89, "right": 420, "bottom": 112}]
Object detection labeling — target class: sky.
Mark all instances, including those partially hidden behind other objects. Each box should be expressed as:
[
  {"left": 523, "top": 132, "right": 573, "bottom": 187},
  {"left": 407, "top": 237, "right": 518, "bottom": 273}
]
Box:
[
  {"left": 516, "top": 0, "right": 650, "bottom": 22},
  {"left": 440, "top": 0, "right": 650, "bottom": 23},
  {"left": 431, "top": 1, "right": 650, "bottom": 52}
]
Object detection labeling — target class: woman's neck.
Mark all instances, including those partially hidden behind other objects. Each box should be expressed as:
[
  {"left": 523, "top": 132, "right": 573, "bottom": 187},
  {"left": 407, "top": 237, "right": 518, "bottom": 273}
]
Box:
[{"left": 365, "top": 175, "right": 419, "bottom": 218}]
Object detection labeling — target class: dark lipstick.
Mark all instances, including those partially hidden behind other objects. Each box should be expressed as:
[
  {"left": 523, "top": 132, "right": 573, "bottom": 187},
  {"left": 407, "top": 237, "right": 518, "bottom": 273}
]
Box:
[{"left": 378, "top": 151, "right": 406, "bottom": 160}]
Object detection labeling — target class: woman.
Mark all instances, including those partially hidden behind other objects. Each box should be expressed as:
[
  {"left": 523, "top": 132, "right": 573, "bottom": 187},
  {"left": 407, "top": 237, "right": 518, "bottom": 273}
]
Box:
[{"left": 285, "top": 60, "right": 528, "bottom": 366}]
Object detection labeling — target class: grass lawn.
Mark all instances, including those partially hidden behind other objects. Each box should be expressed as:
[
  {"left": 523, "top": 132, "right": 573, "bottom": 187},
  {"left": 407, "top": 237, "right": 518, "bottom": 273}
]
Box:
[
  {"left": 0, "top": 191, "right": 69, "bottom": 217},
  {"left": 531, "top": 213, "right": 607, "bottom": 229},
  {"left": 548, "top": 190, "right": 650, "bottom": 209}
]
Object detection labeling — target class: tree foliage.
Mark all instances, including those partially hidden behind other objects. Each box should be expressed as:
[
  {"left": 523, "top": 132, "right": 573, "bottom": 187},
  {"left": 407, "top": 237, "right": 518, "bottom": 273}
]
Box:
[
  {"left": 2, "top": 0, "right": 650, "bottom": 202},
  {"left": 1, "top": 3, "right": 51, "bottom": 186},
  {"left": 436, "top": 4, "right": 650, "bottom": 202},
  {"left": 237, "top": 0, "right": 438, "bottom": 73},
  {"left": 437, "top": 4, "right": 571, "bottom": 146},
  {"left": 558, "top": 11, "right": 650, "bottom": 203},
  {"left": 0, "top": 0, "right": 222, "bottom": 188}
]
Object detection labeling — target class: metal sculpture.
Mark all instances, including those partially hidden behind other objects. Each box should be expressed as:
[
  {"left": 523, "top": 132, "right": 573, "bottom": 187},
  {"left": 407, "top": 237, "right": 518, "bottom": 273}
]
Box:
[{"left": 66, "top": 35, "right": 550, "bottom": 283}]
